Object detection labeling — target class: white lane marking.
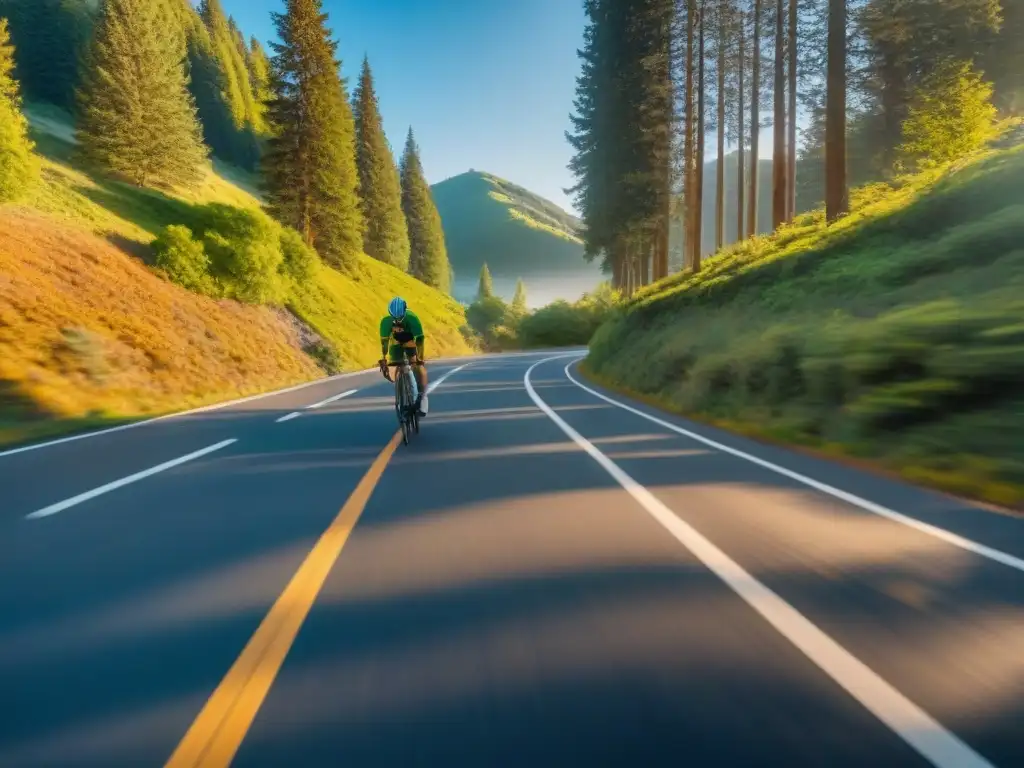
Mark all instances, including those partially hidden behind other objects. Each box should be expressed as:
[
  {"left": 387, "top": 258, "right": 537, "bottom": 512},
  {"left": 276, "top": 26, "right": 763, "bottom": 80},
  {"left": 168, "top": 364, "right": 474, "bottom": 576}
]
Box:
[
  {"left": 0, "top": 369, "right": 379, "bottom": 459},
  {"left": 427, "top": 364, "right": 471, "bottom": 394},
  {"left": 275, "top": 412, "right": 301, "bottom": 423},
  {"left": 524, "top": 357, "right": 993, "bottom": 768},
  {"left": 562, "top": 360, "right": 1024, "bottom": 575},
  {"left": 25, "top": 440, "right": 237, "bottom": 520},
  {"left": 306, "top": 389, "right": 357, "bottom": 410}
]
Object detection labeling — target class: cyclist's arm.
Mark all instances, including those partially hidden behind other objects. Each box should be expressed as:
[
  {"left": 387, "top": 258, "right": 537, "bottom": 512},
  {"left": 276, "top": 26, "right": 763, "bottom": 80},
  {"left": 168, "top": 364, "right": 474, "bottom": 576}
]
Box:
[
  {"left": 415, "top": 335, "right": 425, "bottom": 360},
  {"left": 379, "top": 317, "right": 392, "bottom": 359}
]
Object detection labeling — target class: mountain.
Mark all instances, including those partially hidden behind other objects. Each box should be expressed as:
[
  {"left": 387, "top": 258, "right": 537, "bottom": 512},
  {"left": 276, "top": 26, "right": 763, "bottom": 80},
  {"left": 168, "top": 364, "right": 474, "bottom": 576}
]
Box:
[{"left": 431, "top": 171, "right": 603, "bottom": 306}]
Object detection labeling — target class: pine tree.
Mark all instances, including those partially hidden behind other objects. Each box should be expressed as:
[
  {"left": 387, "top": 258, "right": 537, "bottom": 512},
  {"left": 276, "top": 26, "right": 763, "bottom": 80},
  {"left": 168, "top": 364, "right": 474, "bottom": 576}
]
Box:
[
  {"left": 353, "top": 57, "right": 410, "bottom": 269},
  {"left": 400, "top": 128, "right": 450, "bottom": 291},
  {"left": 477, "top": 263, "right": 494, "bottom": 300},
  {"left": 185, "top": 19, "right": 234, "bottom": 162},
  {"left": 264, "top": 0, "right": 363, "bottom": 270},
  {"left": 0, "top": 19, "right": 38, "bottom": 201},
  {"left": 825, "top": 0, "right": 847, "bottom": 221},
  {"left": 198, "top": 0, "right": 261, "bottom": 168},
  {"left": 247, "top": 37, "right": 272, "bottom": 115},
  {"left": 78, "top": 0, "right": 207, "bottom": 188},
  {"left": 771, "top": 0, "right": 787, "bottom": 229},
  {"left": 0, "top": 0, "right": 93, "bottom": 112},
  {"left": 511, "top": 278, "right": 528, "bottom": 315},
  {"left": 747, "top": 0, "right": 762, "bottom": 237}
]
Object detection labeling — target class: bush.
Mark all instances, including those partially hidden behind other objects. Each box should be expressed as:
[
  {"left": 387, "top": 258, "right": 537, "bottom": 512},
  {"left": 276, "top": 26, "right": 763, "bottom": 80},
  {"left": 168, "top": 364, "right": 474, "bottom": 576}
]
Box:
[
  {"left": 466, "top": 295, "right": 513, "bottom": 350},
  {"left": 191, "top": 203, "right": 285, "bottom": 304},
  {"left": 518, "top": 282, "right": 621, "bottom": 348},
  {"left": 279, "top": 227, "right": 320, "bottom": 285},
  {"left": 898, "top": 62, "right": 997, "bottom": 171},
  {"left": 153, "top": 225, "right": 216, "bottom": 295}
]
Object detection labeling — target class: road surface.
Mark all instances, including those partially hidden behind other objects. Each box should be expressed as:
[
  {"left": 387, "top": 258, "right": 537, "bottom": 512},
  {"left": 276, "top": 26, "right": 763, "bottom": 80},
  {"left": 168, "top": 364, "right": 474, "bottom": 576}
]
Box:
[{"left": 1, "top": 350, "right": 1022, "bottom": 767}]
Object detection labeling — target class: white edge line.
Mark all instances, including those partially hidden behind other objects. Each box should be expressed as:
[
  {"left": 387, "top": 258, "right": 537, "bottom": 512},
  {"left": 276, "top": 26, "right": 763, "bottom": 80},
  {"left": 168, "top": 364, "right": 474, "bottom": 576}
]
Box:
[
  {"left": 25, "top": 439, "right": 237, "bottom": 520},
  {"left": 306, "top": 389, "right": 358, "bottom": 410},
  {"left": 275, "top": 412, "right": 301, "bottom": 423},
  {"left": 562, "top": 358, "right": 1024, "bottom": 574},
  {"left": 0, "top": 368, "right": 378, "bottom": 459},
  {"left": 524, "top": 356, "right": 992, "bottom": 768}
]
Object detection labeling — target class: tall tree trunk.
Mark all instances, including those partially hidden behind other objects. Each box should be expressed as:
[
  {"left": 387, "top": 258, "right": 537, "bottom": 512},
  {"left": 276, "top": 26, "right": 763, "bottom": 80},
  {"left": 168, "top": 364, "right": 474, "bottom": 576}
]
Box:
[
  {"left": 787, "top": 0, "right": 798, "bottom": 221},
  {"left": 640, "top": 238, "right": 650, "bottom": 285},
  {"left": 737, "top": 0, "right": 746, "bottom": 244},
  {"left": 747, "top": 0, "right": 761, "bottom": 238},
  {"left": 685, "top": 0, "right": 698, "bottom": 271},
  {"left": 825, "top": 0, "right": 848, "bottom": 221},
  {"left": 716, "top": 0, "right": 726, "bottom": 253},
  {"left": 656, "top": 7, "right": 672, "bottom": 283},
  {"left": 658, "top": 178, "right": 671, "bottom": 278},
  {"left": 771, "top": 0, "right": 787, "bottom": 230},
  {"left": 695, "top": 3, "right": 706, "bottom": 269}
]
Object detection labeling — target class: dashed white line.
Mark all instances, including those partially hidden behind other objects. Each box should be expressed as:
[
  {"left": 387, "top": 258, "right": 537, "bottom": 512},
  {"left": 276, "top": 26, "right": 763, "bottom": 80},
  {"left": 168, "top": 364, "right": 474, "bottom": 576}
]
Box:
[
  {"left": 562, "top": 359, "right": 1024, "bottom": 575},
  {"left": 275, "top": 412, "right": 301, "bottom": 423},
  {"left": 524, "top": 356, "right": 993, "bottom": 768},
  {"left": 0, "top": 369, "right": 378, "bottom": 459},
  {"left": 25, "top": 439, "right": 237, "bottom": 520},
  {"left": 306, "top": 389, "right": 357, "bottom": 410}
]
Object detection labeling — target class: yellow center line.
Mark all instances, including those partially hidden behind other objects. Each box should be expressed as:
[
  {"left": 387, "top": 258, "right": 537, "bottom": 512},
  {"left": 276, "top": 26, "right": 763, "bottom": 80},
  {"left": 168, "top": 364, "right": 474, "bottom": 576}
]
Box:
[{"left": 165, "top": 431, "right": 403, "bottom": 768}]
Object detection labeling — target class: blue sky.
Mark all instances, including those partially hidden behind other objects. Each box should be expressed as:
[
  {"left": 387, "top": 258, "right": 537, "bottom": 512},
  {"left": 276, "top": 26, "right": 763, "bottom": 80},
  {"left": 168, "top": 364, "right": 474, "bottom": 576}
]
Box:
[{"left": 216, "top": 0, "right": 586, "bottom": 213}]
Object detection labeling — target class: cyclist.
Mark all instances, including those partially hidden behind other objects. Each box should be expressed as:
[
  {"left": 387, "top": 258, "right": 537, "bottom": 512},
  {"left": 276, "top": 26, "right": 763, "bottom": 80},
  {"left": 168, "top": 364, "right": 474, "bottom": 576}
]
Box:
[{"left": 379, "top": 296, "right": 428, "bottom": 416}]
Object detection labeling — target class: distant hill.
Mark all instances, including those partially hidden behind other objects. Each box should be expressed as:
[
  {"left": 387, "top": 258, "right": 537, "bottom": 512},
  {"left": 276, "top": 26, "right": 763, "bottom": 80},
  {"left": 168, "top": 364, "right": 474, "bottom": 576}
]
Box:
[{"left": 431, "top": 171, "right": 603, "bottom": 306}]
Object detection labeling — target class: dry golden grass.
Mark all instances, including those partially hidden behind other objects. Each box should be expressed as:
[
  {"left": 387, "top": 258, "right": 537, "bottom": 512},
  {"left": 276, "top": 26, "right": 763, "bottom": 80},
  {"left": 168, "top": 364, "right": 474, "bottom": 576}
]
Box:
[{"left": 0, "top": 208, "right": 321, "bottom": 437}]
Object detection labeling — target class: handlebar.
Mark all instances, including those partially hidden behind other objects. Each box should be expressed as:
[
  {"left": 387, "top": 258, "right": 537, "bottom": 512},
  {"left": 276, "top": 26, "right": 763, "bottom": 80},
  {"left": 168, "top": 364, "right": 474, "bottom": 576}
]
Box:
[{"left": 380, "top": 357, "right": 424, "bottom": 381}]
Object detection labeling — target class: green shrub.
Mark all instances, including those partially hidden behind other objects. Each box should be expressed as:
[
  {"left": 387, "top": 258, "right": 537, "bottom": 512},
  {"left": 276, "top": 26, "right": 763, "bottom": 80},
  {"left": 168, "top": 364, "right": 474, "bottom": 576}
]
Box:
[
  {"left": 193, "top": 203, "right": 285, "bottom": 305},
  {"left": 466, "top": 295, "right": 513, "bottom": 350},
  {"left": 0, "top": 20, "right": 38, "bottom": 202},
  {"left": 518, "top": 282, "right": 621, "bottom": 348},
  {"left": 279, "top": 227, "right": 320, "bottom": 285},
  {"left": 152, "top": 224, "right": 217, "bottom": 296}
]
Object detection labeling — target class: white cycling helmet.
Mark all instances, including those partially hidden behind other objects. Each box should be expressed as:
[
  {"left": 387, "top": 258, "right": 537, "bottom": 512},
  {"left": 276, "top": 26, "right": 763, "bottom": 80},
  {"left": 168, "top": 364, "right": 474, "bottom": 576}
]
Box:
[{"left": 388, "top": 296, "right": 407, "bottom": 320}]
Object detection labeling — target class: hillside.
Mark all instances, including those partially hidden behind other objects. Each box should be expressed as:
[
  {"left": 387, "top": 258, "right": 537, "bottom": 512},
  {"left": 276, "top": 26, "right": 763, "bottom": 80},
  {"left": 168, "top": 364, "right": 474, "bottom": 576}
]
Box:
[
  {"left": 0, "top": 106, "right": 471, "bottom": 447},
  {"left": 586, "top": 139, "right": 1024, "bottom": 508},
  {"left": 431, "top": 171, "right": 603, "bottom": 306}
]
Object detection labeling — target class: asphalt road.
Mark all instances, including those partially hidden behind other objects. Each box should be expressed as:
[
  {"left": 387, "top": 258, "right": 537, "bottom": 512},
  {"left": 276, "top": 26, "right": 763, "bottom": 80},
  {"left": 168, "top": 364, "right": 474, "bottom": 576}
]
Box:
[{"left": 1, "top": 350, "right": 1022, "bottom": 767}]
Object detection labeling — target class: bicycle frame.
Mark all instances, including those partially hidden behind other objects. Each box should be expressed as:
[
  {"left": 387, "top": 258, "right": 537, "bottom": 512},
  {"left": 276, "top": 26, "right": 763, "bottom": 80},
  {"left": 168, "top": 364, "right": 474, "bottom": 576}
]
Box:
[{"left": 385, "top": 359, "right": 420, "bottom": 443}]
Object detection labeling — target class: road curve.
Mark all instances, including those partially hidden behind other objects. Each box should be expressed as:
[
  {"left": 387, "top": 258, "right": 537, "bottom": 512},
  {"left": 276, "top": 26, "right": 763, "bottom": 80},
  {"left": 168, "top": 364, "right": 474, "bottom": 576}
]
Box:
[{"left": 0, "top": 350, "right": 1022, "bottom": 767}]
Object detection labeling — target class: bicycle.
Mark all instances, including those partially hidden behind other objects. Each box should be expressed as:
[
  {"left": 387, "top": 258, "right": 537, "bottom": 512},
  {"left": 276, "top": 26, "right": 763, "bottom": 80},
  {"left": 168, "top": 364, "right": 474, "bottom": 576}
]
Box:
[{"left": 381, "top": 356, "right": 421, "bottom": 445}]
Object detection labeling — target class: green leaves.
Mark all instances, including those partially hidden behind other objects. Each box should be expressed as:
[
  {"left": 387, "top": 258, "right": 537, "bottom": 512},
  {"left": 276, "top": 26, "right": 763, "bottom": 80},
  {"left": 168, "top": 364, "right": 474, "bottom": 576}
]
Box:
[
  {"left": 263, "top": 0, "right": 363, "bottom": 272},
  {"left": 353, "top": 57, "right": 410, "bottom": 270},
  {"left": 0, "top": 19, "right": 38, "bottom": 202},
  {"left": 898, "top": 62, "right": 998, "bottom": 171},
  {"left": 401, "top": 128, "right": 451, "bottom": 292},
  {"left": 477, "top": 263, "right": 494, "bottom": 300},
  {"left": 77, "top": 0, "right": 208, "bottom": 188}
]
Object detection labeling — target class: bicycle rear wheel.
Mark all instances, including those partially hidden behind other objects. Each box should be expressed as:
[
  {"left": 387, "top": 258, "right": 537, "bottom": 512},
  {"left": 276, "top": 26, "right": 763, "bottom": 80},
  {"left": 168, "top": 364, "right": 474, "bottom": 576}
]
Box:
[{"left": 397, "top": 371, "right": 414, "bottom": 444}]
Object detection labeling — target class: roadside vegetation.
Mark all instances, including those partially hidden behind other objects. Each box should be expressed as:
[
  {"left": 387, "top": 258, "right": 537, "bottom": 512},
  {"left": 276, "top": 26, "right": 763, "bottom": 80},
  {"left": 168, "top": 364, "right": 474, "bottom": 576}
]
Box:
[
  {"left": 462, "top": 263, "right": 619, "bottom": 351},
  {"left": 568, "top": 0, "right": 1024, "bottom": 507},
  {"left": 588, "top": 141, "right": 1024, "bottom": 507},
  {"left": 0, "top": 0, "right": 470, "bottom": 448}
]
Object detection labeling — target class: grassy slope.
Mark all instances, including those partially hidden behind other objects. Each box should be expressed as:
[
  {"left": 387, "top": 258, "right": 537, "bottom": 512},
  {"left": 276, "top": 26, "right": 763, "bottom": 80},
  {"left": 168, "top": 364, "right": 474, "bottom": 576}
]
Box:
[
  {"left": 0, "top": 107, "right": 471, "bottom": 446},
  {"left": 587, "top": 138, "right": 1024, "bottom": 509},
  {"left": 431, "top": 170, "right": 591, "bottom": 279}
]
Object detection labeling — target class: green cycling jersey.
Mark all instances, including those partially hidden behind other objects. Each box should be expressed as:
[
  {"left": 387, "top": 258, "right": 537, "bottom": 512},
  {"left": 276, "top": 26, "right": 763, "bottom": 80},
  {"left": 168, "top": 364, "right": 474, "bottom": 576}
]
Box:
[{"left": 380, "top": 309, "right": 425, "bottom": 361}]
